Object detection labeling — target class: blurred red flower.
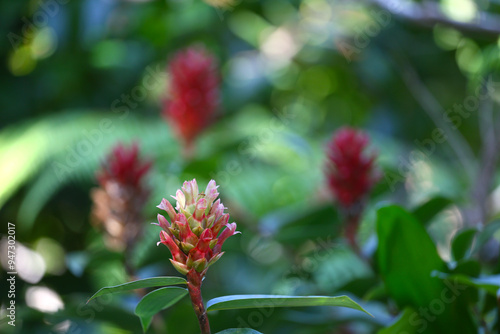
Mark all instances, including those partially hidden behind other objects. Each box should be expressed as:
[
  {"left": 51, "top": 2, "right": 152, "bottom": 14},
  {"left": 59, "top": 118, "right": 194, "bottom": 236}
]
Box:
[
  {"left": 96, "top": 143, "right": 152, "bottom": 189},
  {"left": 325, "top": 127, "right": 379, "bottom": 252},
  {"left": 163, "top": 46, "right": 219, "bottom": 150},
  {"left": 91, "top": 142, "right": 152, "bottom": 252},
  {"left": 326, "top": 127, "right": 378, "bottom": 209}
]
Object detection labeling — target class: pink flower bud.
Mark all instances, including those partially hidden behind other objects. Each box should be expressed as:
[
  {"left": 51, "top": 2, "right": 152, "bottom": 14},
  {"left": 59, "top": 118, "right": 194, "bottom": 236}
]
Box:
[
  {"left": 157, "top": 198, "right": 176, "bottom": 222},
  {"left": 172, "top": 189, "right": 186, "bottom": 210},
  {"left": 213, "top": 222, "right": 238, "bottom": 254},
  {"left": 194, "top": 198, "right": 208, "bottom": 221},
  {"left": 204, "top": 179, "right": 219, "bottom": 205}
]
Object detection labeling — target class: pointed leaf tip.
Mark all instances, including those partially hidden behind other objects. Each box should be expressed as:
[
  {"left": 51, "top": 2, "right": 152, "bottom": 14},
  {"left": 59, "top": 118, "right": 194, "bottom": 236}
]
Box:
[{"left": 87, "top": 277, "right": 187, "bottom": 303}]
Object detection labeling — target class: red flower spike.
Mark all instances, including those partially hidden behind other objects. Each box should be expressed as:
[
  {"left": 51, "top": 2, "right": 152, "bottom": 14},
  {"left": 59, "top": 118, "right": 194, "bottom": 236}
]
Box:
[
  {"left": 91, "top": 142, "right": 152, "bottom": 253},
  {"left": 325, "top": 127, "right": 379, "bottom": 253},
  {"left": 156, "top": 179, "right": 239, "bottom": 276},
  {"left": 325, "top": 128, "right": 379, "bottom": 209},
  {"left": 156, "top": 180, "right": 239, "bottom": 334},
  {"left": 97, "top": 143, "right": 152, "bottom": 189},
  {"left": 162, "top": 46, "right": 220, "bottom": 150}
]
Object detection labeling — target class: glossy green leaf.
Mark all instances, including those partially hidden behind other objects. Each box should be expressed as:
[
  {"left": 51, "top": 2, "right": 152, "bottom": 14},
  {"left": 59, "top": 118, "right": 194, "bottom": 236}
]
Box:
[
  {"left": 207, "top": 294, "right": 372, "bottom": 317},
  {"left": 215, "top": 329, "right": 264, "bottom": 334},
  {"left": 412, "top": 196, "right": 452, "bottom": 226},
  {"left": 88, "top": 276, "right": 186, "bottom": 303},
  {"left": 451, "top": 228, "right": 477, "bottom": 261},
  {"left": 376, "top": 205, "right": 475, "bottom": 333},
  {"left": 135, "top": 287, "right": 188, "bottom": 332},
  {"left": 377, "top": 206, "right": 447, "bottom": 306},
  {"left": 433, "top": 272, "right": 500, "bottom": 296},
  {"left": 377, "top": 307, "right": 418, "bottom": 334}
]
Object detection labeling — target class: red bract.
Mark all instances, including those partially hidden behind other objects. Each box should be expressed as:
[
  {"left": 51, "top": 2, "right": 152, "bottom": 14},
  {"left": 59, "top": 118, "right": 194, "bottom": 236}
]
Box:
[
  {"left": 155, "top": 179, "right": 239, "bottom": 277},
  {"left": 326, "top": 127, "right": 378, "bottom": 209},
  {"left": 163, "top": 47, "right": 219, "bottom": 148},
  {"left": 91, "top": 143, "right": 152, "bottom": 251},
  {"left": 96, "top": 143, "right": 152, "bottom": 188}
]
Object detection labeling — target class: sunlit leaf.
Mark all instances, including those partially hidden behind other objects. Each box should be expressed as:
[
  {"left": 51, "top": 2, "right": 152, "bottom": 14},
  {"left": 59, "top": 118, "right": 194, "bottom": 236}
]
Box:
[{"left": 206, "top": 294, "right": 372, "bottom": 317}]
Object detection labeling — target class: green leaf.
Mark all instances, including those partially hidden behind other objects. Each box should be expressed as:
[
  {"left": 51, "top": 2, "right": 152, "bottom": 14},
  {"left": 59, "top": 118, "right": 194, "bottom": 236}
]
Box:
[
  {"left": 473, "top": 220, "right": 500, "bottom": 254},
  {"left": 135, "top": 287, "right": 188, "bottom": 332},
  {"left": 452, "top": 259, "right": 481, "bottom": 277},
  {"left": 451, "top": 228, "right": 477, "bottom": 261},
  {"left": 363, "top": 283, "right": 387, "bottom": 301},
  {"left": 376, "top": 205, "right": 476, "bottom": 333},
  {"left": 206, "top": 294, "right": 372, "bottom": 317},
  {"left": 412, "top": 196, "right": 452, "bottom": 226},
  {"left": 215, "top": 329, "right": 264, "bottom": 334},
  {"left": 433, "top": 272, "right": 500, "bottom": 296},
  {"left": 376, "top": 206, "right": 447, "bottom": 306},
  {"left": 88, "top": 276, "right": 186, "bottom": 303},
  {"left": 377, "top": 307, "right": 418, "bottom": 334}
]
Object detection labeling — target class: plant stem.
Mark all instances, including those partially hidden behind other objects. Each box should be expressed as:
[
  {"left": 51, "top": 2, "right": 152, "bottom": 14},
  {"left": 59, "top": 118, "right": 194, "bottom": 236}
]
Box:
[
  {"left": 345, "top": 212, "right": 360, "bottom": 255},
  {"left": 187, "top": 271, "right": 211, "bottom": 334}
]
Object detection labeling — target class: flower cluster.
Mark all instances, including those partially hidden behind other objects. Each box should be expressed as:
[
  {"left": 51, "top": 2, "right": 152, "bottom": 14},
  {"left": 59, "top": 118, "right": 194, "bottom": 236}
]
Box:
[
  {"left": 156, "top": 179, "right": 238, "bottom": 277},
  {"left": 163, "top": 46, "right": 219, "bottom": 149},
  {"left": 326, "top": 127, "right": 378, "bottom": 209},
  {"left": 91, "top": 143, "right": 152, "bottom": 251}
]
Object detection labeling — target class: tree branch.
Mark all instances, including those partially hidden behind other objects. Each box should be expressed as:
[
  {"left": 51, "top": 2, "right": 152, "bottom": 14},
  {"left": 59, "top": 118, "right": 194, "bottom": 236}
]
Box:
[
  {"left": 470, "top": 96, "right": 500, "bottom": 225},
  {"left": 396, "top": 60, "right": 477, "bottom": 181},
  {"left": 367, "top": 0, "right": 500, "bottom": 37}
]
